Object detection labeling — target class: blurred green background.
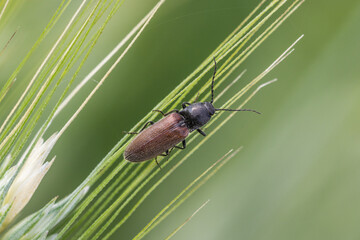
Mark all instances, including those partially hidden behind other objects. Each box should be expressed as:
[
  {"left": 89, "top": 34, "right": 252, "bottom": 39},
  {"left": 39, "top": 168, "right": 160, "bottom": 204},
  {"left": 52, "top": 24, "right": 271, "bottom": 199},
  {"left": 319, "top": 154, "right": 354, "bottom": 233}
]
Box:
[{"left": 1, "top": 0, "right": 360, "bottom": 239}]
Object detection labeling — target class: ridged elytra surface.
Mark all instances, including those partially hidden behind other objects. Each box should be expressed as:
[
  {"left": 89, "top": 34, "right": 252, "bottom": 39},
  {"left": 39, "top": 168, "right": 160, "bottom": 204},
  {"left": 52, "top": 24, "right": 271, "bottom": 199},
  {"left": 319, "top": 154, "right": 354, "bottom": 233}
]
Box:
[{"left": 124, "top": 113, "right": 189, "bottom": 162}]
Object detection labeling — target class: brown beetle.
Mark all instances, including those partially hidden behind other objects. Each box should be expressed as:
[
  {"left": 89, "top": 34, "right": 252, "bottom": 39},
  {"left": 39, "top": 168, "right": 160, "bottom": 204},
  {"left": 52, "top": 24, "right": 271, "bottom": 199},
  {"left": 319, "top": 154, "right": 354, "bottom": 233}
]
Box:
[{"left": 124, "top": 59, "right": 260, "bottom": 167}]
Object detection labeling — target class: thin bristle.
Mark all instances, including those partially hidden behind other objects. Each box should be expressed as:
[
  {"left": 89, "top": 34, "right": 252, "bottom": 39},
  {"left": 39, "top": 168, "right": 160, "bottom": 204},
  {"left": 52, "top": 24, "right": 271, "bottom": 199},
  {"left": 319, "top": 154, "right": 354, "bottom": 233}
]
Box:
[
  {"left": 210, "top": 57, "right": 217, "bottom": 104},
  {"left": 215, "top": 108, "right": 261, "bottom": 114}
]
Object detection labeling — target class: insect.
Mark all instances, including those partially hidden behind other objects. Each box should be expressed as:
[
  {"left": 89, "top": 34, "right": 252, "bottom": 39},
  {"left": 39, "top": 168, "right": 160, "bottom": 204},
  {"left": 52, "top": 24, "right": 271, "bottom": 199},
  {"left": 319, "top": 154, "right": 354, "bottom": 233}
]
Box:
[{"left": 124, "top": 59, "right": 260, "bottom": 167}]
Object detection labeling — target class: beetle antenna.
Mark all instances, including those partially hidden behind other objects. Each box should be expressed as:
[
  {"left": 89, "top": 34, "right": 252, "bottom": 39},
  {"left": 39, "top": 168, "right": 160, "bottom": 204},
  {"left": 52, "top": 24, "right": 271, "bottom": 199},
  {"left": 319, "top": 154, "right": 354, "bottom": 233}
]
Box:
[
  {"left": 210, "top": 57, "right": 217, "bottom": 104},
  {"left": 215, "top": 108, "right": 261, "bottom": 114}
]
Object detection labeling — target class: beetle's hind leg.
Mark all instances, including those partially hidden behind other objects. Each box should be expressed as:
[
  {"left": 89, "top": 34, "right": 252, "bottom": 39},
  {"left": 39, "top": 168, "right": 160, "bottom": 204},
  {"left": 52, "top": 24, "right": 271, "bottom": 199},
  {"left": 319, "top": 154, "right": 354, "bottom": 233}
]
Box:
[
  {"left": 154, "top": 157, "right": 162, "bottom": 169},
  {"left": 154, "top": 149, "right": 171, "bottom": 169},
  {"left": 174, "top": 140, "right": 186, "bottom": 150},
  {"left": 156, "top": 140, "right": 186, "bottom": 166},
  {"left": 159, "top": 149, "right": 170, "bottom": 157},
  {"left": 123, "top": 121, "right": 154, "bottom": 135}
]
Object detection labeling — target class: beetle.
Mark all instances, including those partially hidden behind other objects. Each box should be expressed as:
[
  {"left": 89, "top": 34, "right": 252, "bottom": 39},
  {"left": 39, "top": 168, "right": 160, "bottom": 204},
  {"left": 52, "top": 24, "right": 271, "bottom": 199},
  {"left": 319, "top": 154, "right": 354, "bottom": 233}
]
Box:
[{"left": 124, "top": 59, "right": 260, "bottom": 167}]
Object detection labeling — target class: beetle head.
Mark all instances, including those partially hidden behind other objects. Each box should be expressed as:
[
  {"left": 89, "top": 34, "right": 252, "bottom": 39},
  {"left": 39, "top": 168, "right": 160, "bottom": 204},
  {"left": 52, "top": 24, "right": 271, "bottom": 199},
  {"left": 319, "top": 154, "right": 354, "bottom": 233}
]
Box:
[{"left": 204, "top": 102, "right": 215, "bottom": 115}]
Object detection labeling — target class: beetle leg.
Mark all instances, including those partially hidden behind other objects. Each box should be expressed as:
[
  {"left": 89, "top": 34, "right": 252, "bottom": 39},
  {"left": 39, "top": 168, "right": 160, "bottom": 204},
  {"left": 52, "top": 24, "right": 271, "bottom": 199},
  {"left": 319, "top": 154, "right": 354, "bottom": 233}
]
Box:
[
  {"left": 182, "top": 102, "right": 191, "bottom": 109},
  {"left": 164, "top": 109, "right": 179, "bottom": 116},
  {"left": 152, "top": 109, "right": 166, "bottom": 116},
  {"left": 197, "top": 129, "right": 207, "bottom": 136},
  {"left": 152, "top": 109, "right": 179, "bottom": 116},
  {"left": 140, "top": 121, "right": 155, "bottom": 132},
  {"left": 124, "top": 121, "right": 154, "bottom": 134},
  {"left": 159, "top": 149, "right": 170, "bottom": 157},
  {"left": 174, "top": 140, "right": 186, "bottom": 150},
  {"left": 158, "top": 140, "right": 185, "bottom": 163},
  {"left": 162, "top": 149, "right": 174, "bottom": 161},
  {"left": 154, "top": 157, "right": 162, "bottom": 169}
]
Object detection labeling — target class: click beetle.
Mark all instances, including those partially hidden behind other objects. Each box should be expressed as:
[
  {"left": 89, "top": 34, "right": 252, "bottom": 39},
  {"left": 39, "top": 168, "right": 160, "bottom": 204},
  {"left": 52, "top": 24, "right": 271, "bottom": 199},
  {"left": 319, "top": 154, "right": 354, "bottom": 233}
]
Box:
[{"left": 124, "top": 59, "right": 260, "bottom": 167}]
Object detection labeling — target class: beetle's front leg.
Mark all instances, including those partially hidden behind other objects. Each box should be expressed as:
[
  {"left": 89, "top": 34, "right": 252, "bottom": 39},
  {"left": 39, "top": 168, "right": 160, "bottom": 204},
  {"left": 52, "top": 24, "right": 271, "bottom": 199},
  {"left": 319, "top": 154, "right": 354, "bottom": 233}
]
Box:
[
  {"left": 197, "top": 129, "right": 206, "bottom": 136},
  {"left": 182, "top": 102, "right": 191, "bottom": 109}
]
